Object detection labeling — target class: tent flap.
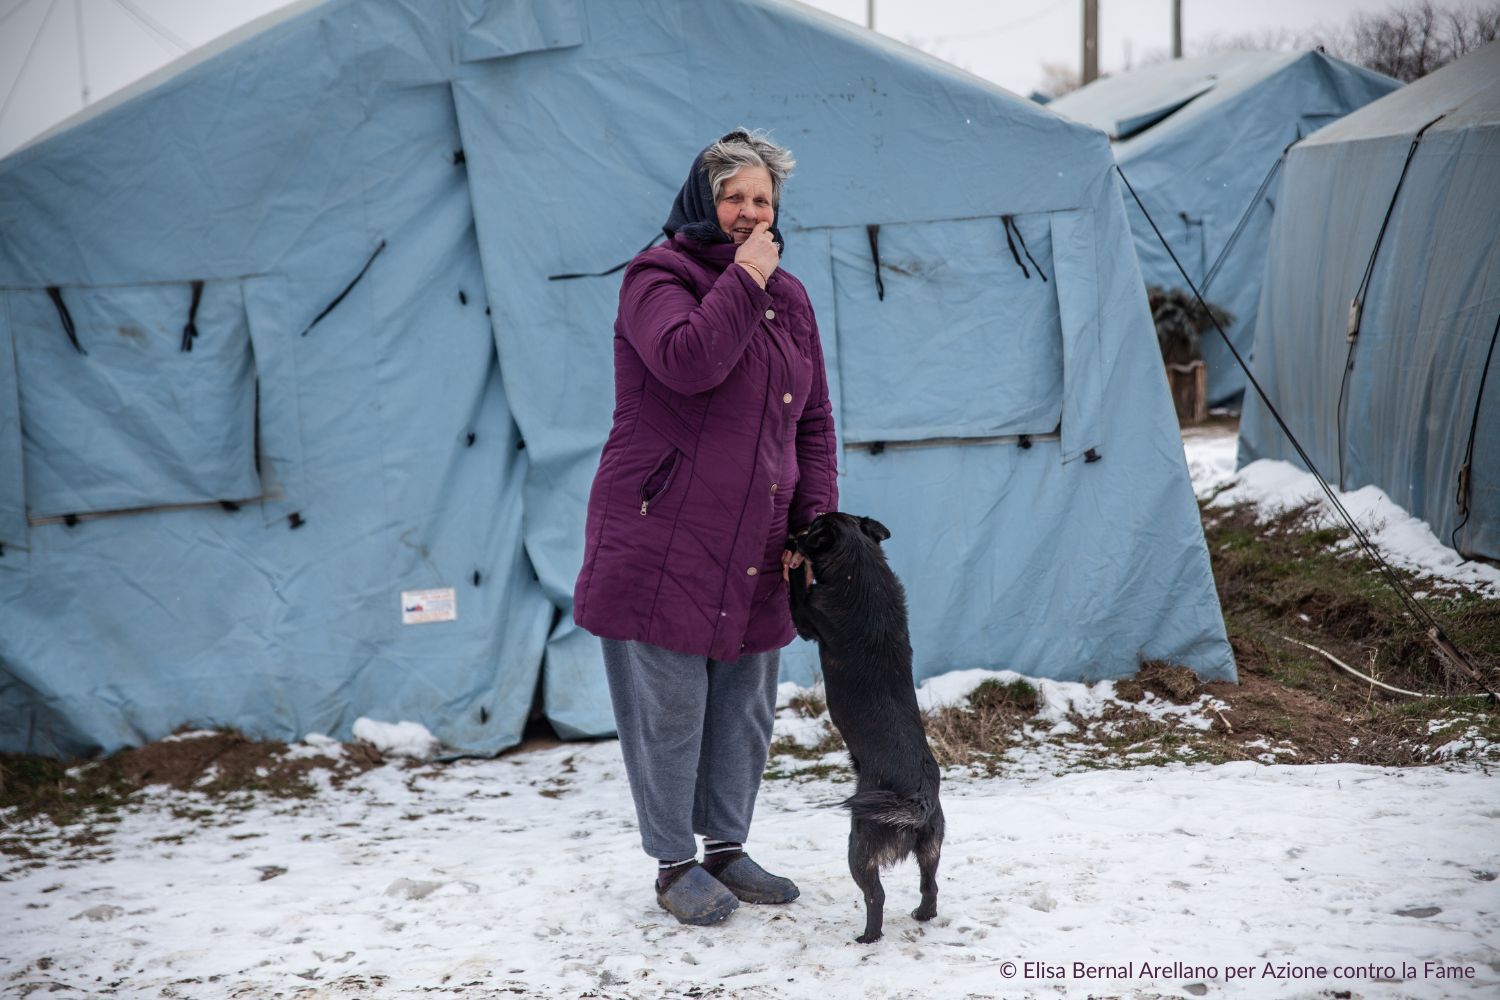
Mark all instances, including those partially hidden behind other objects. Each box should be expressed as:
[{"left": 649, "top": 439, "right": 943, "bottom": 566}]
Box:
[
  {"left": 829, "top": 214, "right": 1063, "bottom": 444},
  {"left": 9, "top": 282, "right": 261, "bottom": 519},
  {"left": 1052, "top": 207, "right": 1104, "bottom": 461}
]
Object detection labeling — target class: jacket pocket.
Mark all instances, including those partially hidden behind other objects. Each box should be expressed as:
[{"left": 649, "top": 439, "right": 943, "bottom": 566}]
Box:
[{"left": 639, "top": 448, "right": 681, "bottom": 516}]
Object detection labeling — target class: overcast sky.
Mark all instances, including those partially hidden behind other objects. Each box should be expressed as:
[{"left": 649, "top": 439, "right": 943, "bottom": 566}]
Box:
[
  {"left": 802, "top": 0, "right": 1495, "bottom": 93},
  {"left": 1, "top": 0, "right": 1493, "bottom": 156}
]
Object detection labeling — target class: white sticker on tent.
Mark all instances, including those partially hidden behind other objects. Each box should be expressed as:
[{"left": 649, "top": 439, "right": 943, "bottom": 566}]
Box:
[{"left": 401, "top": 588, "right": 457, "bottom": 625}]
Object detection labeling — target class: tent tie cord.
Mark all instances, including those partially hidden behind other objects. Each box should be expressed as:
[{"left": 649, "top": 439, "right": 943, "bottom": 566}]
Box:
[
  {"left": 45, "top": 287, "right": 86, "bottom": 355},
  {"left": 1199, "top": 150, "right": 1286, "bottom": 296},
  {"left": 179, "top": 279, "right": 204, "bottom": 352},
  {"left": 1113, "top": 162, "right": 1495, "bottom": 703},
  {"left": 548, "top": 233, "right": 663, "bottom": 280},
  {"left": 1451, "top": 309, "right": 1500, "bottom": 552},
  {"left": 1001, "top": 215, "right": 1048, "bottom": 282},
  {"left": 1337, "top": 113, "right": 1447, "bottom": 487},
  {"left": 300, "top": 239, "right": 387, "bottom": 336},
  {"left": 865, "top": 224, "right": 885, "bottom": 301}
]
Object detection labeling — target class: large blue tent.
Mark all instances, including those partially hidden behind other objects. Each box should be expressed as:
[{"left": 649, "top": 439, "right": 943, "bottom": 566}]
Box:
[
  {"left": 1051, "top": 51, "right": 1400, "bottom": 405},
  {"left": 0, "top": 0, "right": 1233, "bottom": 758},
  {"left": 1239, "top": 42, "right": 1500, "bottom": 561}
]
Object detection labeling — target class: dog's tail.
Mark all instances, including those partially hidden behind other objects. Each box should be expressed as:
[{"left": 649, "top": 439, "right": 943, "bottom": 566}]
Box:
[{"left": 842, "top": 790, "right": 936, "bottom": 830}]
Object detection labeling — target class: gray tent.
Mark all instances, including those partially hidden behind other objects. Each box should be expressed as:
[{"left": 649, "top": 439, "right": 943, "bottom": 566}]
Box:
[{"left": 1239, "top": 42, "right": 1500, "bottom": 560}]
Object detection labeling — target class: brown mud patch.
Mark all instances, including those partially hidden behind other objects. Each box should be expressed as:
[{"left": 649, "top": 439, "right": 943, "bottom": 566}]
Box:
[{"left": 0, "top": 728, "right": 382, "bottom": 859}]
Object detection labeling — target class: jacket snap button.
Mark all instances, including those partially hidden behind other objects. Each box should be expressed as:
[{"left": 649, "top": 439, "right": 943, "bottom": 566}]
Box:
[
  {"left": 746, "top": 566, "right": 758, "bottom": 576},
  {"left": 770, "top": 483, "right": 778, "bottom": 493},
  {"left": 765, "top": 308, "right": 776, "bottom": 320},
  {"left": 782, "top": 392, "right": 792, "bottom": 404}
]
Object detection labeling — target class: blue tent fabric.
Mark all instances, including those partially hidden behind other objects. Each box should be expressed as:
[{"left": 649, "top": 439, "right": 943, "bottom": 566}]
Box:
[
  {"left": 1238, "top": 42, "right": 1500, "bottom": 562},
  {"left": 0, "top": 0, "right": 1232, "bottom": 758},
  {"left": 1051, "top": 52, "right": 1401, "bottom": 405}
]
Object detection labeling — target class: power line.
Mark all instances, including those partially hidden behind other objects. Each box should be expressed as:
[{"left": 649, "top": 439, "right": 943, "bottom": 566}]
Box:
[
  {"left": 917, "top": 0, "right": 1067, "bottom": 44},
  {"left": 0, "top": 0, "right": 39, "bottom": 29},
  {"left": 108, "top": 0, "right": 190, "bottom": 53},
  {"left": 0, "top": 0, "right": 59, "bottom": 129}
]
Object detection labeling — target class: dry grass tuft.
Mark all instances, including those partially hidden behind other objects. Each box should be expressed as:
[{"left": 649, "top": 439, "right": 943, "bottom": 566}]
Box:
[
  {"left": 923, "top": 678, "right": 1040, "bottom": 771},
  {"left": 787, "top": 689, "right": 827, "bottom": 719}
]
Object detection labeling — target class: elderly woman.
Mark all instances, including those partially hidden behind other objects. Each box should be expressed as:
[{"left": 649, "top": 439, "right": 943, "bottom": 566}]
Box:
[{"left": 572, "top": 129, "right": 837, "bottom": 926}]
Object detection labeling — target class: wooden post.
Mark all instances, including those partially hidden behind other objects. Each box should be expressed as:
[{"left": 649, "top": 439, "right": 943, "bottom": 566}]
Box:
[
  {"left": 1167, "top": 361, "right": 1208, "bottom": 424},
  {"left": 1083, "top": 0, "right": 1099, "bottom": 84}
]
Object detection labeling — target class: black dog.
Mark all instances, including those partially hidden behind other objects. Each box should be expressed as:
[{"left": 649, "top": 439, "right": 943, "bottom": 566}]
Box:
[{"left": 786, "top": 512, "right": 943, "bottom": 944}]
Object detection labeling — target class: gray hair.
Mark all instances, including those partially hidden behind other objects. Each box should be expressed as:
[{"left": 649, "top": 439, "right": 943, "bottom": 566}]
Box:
[{"left": 703, "top": 128, "right": 796, "bottom": 208}]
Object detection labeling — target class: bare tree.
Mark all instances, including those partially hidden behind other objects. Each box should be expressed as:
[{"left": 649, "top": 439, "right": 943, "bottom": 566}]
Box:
[
  {"left": 1185, "top": 1, "right": 1497, "bottom": 82},
  {"left": 1037, "top": 60, "right": 1082, "bottom": 99}
]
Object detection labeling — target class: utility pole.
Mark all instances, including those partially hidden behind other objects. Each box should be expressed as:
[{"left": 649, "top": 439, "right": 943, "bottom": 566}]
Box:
[
  {"left": 1172, "top": 0, "right": 1182, "bottom": 59},
  {"left": 1082, "top": 0, "right": 1099, "bottom": 84},
  {"left": 867, "top": 0, "right": 875, "bottom": 31}
]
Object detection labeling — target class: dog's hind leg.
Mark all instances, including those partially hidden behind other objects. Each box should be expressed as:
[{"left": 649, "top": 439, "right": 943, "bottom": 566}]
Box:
[
  {"left": 912, "top": 822, "right": 941, "bottom": 922},
  {"left": 849, "top": 826, "right": 885, "bottom": 943}
]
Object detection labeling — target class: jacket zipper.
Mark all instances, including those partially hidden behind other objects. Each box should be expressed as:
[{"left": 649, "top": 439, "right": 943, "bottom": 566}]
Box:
[{"left": 640, "top": 449, "right": 680, "bottom": 516}]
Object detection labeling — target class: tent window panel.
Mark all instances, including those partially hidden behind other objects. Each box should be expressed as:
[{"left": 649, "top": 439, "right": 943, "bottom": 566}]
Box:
[
  {"left": 10, "top": 282, "right": 261, "bottom": 519},
  {"left": 830, "top": 215, "right": 1064, "bottom": 443}
]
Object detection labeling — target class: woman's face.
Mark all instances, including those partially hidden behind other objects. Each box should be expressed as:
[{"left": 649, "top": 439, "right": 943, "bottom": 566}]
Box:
[{"left": 715, "top": 166, "right": 775, "bottom": 245}]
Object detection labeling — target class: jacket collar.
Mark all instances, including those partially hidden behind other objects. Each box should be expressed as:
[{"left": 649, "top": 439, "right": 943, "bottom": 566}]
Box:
[{"left": 670, "top": 233, "right": 740, "bottom": 273}]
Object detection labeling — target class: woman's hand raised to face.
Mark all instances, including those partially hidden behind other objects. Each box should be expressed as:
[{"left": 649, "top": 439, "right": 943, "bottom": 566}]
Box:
[{"left": 735, "top": 220, "right": 780, "bottom": 288}]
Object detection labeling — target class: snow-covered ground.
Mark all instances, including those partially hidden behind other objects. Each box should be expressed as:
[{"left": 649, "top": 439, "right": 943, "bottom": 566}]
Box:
[
  {"left": 3, "top": 429, "right": 1497, "bottom": 998},
  {"left": 4, "top": 734, "right": 1498, "bottom": 1000},
  {"left": 1184, "top": 433, "right": 1500, "bottom": 597}
]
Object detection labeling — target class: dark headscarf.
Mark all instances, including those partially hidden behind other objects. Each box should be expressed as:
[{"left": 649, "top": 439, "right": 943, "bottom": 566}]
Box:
[{"left": 662, "top": 130, "right": 784, "bottom": 254}]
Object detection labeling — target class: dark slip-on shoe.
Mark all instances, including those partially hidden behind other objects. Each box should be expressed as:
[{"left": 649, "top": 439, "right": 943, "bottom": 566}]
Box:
[
  {"left": 708, "top": 855, "right": 800, "bottom": 904},
  {"left": 656, "top": 862, "right": 739, "bottom": 925}
]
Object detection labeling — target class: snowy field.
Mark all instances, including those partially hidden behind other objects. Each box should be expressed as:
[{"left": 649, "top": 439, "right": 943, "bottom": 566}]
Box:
[{"left": 3, "top": 430, "right": 1498, "bottom": 999}]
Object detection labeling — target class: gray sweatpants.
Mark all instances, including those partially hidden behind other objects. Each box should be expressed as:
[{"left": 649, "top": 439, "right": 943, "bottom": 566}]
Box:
[{"left": 600, "top": 637, "right": 781, "bottom": 861}]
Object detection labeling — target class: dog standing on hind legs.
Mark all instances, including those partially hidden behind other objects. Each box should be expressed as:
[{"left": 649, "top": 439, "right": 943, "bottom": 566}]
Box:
[{"left": 786, "top": 512, "right": 944, "bottom": 943}]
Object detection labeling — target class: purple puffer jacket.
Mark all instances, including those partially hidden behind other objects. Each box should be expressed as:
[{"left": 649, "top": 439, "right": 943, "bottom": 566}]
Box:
[{"left": 573, "top": 233, "right": 838, "bottom": 662}]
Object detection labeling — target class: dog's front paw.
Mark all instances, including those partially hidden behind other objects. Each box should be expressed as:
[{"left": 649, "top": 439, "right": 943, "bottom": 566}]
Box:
[
  {"left": 911, "top": 904, "right": 937, "bottom": 922},
  {"left": 855, "top": 931, "right": 883, "bottom": 944}
]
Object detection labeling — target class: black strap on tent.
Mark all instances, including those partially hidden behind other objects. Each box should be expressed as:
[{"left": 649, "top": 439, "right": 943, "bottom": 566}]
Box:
[
  {"left": 301, "top": 240, "right": 387, "bottom": 336},
  {"left": 253, "top": 378, "right": 262, "bottom": 476},
  {"left": 1200, "top": 147, "right": 1287, "bottom": 296},
  {"left": 1451, "top": 310, "right": 1500, "bottom": 552},
  {"left": 1001, "top": 215, "right": 1048, "bottom": 282},
  {"left": 179, "top": 280, "right": 205, "bottom": 353},
  {"left": 1115, "top": 162, "right": 1494, "bottom": 702},
  {"left": 1336, "top": 114, "right": 1447, "bottom": 486},
  {"left": 866, "top": 224, "right": 885, "bottom": 301},
  {"left": 1002, "top": 216, "right": 1029, "bottom": 278},
  {"left": 46, "top": 287, "right": 86, "bottom": 355},
  {"left": 548, "top": 233, "right": 664, "bottom": 281}
]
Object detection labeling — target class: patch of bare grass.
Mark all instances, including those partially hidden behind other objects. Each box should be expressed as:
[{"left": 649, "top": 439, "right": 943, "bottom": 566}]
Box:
[
  {"left": 0, "top": 728, "right": 380, "bottom": 862},
  {"left": 924, "top": 677, "right": 1039, "bottom": 772}
]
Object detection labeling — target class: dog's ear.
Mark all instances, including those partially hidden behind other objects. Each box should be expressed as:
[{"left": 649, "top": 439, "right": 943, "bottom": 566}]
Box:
[
  {"left": 858, "top": 517, "right": 891, "bottom": 543},
  {"left": 800, "top": 520, "right": 836, "bottom": 555}
]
